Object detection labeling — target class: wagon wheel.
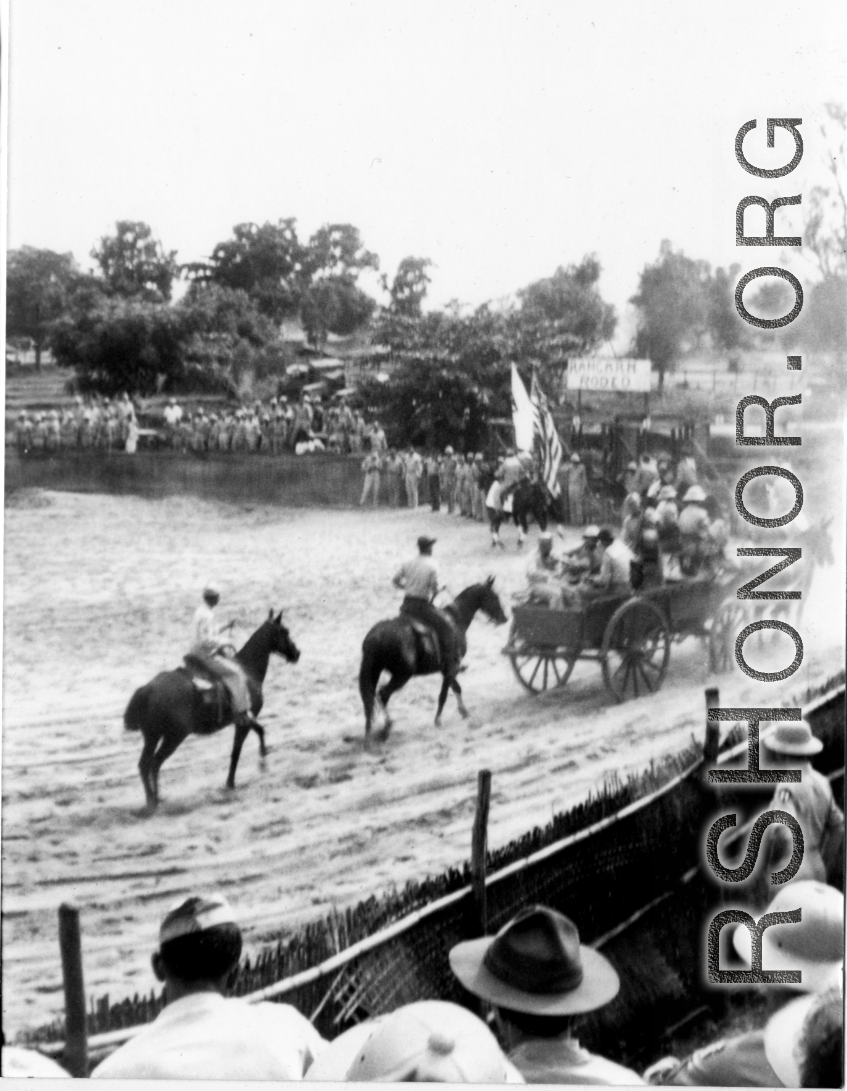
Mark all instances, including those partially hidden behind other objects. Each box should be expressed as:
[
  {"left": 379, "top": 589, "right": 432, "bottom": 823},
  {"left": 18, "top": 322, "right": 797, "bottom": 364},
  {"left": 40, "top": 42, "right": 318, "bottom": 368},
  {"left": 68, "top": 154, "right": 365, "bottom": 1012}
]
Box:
[
  {"left": 708, "top": 599, "right": 747, "bottom": 673},
  {"left": 507, "top": 619, "right": 578, "bottom": 695},
  {"left": 600, "top": 598, "right": 671, "bottom": 703}
]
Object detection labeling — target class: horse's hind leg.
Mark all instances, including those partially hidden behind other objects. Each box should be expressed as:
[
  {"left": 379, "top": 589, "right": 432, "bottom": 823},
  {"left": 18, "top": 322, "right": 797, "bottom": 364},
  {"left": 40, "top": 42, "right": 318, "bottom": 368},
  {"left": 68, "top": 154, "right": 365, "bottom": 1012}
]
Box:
[
  {"left": 226, "top": 722, "right": 251, "bottom": 790},
  {"left": 138, "top": 736, "right": 158, "bottom": 810},
  {"left": 377, "top": 672, "right": 411, "bottom": 737},
  {"left": 251, "top": 720, "right": 268, "bottom": 760},
  {"left": 151, "top": 732, "right": 184, "bottom": 803}
]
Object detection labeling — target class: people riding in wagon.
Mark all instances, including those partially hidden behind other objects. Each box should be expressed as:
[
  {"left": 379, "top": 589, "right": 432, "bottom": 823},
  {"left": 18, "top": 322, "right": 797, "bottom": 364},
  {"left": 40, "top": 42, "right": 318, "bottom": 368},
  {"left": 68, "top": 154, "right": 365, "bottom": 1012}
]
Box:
[
  {"left": 655, "top": 484, "right": 680, "bottom": 554},
  {"left": 677, "top": 485, "right": 711, "bottom": 575},
  {"left": 583, "top": 527, "right": 634, "bottom": 597},
  {"left": 702, "top": 495, "right": 731, "bottom": 576},
  {"left": 393, "top": 537, "right": 459, "bottom": 674},
  {"left": 560, "top": 525, "right": 601, "bottom": 581},
  {"left": 187, "top": 584, "right": 253, "bottom": 729},
  {"left": 525, "top": 532, "right": 564, "bottom": 610}
]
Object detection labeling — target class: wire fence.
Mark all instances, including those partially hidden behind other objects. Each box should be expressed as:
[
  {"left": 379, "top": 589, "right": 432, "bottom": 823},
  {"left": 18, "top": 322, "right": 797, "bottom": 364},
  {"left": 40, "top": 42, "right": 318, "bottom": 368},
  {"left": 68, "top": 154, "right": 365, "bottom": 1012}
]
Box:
[{"left": 24, "top": 678, "right": 845, "bottom": 1072}]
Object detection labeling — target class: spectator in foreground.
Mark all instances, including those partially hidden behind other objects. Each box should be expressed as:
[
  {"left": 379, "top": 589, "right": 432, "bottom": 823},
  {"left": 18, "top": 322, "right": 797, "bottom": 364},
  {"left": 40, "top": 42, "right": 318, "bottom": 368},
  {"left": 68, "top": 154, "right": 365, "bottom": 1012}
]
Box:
[
  {"left": 313, "top": 1000, "right": 522, "bottom": 1082},
  {"left": 92, "top": 893, "right": 325, "bottom": 1080},
  {"left": 646, "top": 882, "right": 844, "bottom": 1086},
  {"left": 449, "top": 905, "right": 643, "bottom": 1084},
  {"left": 765, "top": 982, "right": 843, "bottom": 1087}
]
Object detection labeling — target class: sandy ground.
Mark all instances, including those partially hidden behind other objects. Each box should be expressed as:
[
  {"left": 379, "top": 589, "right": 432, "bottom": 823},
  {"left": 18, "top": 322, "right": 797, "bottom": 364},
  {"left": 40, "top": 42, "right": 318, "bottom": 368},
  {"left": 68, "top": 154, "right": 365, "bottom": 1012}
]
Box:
[{"left": 2, "top": 490, "right": 844, "bottom": 1039}]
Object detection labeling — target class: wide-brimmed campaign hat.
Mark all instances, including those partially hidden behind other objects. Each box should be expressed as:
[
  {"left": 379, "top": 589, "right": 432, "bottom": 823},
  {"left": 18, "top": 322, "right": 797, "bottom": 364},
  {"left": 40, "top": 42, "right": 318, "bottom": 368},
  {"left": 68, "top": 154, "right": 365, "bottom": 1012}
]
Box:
[
  {"left": 733, "top": 881, "right": 844, "bottom": 993},
  {"left": 417, "top": 536, "right": 436, "bottom": 550},
  {"left": 449, "top": 906, "right": 619, "bottom": 1015},
  {"left": 682, "top": 485, "right": 707, "bottom": 503},
  {"left": 305, "top": 1020, "right": 384, "bottom": 1081},
  {"left": 582, "top": 525, "right": 600, "bottom": 539},
  {"left": 762, "top": 722, "right": 823, "bottom": 756}
]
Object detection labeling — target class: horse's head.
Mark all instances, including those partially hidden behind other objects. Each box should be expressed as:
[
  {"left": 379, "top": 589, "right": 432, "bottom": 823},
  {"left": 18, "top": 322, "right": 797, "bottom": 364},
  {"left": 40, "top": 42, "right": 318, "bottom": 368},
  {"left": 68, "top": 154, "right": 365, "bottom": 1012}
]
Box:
[
  {"left": 267, "top": 609, "right": 301, "bottom": 663},
  {"left": 478, "top": 575, "right": 508, "bottom": 626}
]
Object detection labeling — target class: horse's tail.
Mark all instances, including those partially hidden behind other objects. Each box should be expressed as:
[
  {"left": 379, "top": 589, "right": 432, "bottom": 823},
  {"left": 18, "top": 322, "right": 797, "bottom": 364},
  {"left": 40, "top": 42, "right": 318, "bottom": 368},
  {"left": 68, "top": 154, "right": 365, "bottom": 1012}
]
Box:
[
  {"left": 358, "top": 634, "right": 382, "bottom": 725},
  {"left": 124, "top": 685, "right": 150, "bottom": 732}
]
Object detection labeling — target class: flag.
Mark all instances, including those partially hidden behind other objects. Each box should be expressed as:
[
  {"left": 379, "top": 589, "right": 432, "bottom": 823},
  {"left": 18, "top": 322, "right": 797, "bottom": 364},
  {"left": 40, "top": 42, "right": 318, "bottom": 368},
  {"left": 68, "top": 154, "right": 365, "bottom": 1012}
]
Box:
[
  {"left": 530, "top": 370, "right": 563, "bottom": 497},
  {"left": 510, "top": 363, "right": 535, "bottom": 454}
]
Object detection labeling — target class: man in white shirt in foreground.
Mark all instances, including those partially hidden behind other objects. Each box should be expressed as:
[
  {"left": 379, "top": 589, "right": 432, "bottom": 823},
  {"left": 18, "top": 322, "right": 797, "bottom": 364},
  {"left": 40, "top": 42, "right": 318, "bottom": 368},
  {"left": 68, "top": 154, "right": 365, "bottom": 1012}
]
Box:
[{"left": 92, "top": 893, "right": 325, "bottom": 1080}]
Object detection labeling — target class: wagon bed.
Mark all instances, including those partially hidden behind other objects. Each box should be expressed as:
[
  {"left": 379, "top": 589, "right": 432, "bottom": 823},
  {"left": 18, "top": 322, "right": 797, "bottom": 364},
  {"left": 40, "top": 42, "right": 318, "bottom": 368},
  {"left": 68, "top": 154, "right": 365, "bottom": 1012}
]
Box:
[{"left": 504, "top": 575, "right": 739, "bottom": 701}]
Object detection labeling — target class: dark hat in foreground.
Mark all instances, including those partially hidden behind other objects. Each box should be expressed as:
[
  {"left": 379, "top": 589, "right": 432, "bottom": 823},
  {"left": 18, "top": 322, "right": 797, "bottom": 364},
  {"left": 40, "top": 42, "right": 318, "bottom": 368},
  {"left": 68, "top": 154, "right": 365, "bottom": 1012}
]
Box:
[
  {"left": 159, "top": 893, "right": 237, "bottom": 945},
  {"left": 417, "top": 535, "right": 437, "bottom": 550},
  {"left": 449, "top": 905, "right": 619, "bottom": 1015}
]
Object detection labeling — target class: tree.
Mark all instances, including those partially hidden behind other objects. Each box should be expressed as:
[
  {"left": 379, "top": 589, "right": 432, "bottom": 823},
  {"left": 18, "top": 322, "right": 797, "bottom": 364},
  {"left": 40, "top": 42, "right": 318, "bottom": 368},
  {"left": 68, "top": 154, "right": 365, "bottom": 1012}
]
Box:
[
  {"left": 706, "top": 264, "right": 750, "bottom": 355},
  {"left": 305, "top": 223, "right": 378, "bottom": 280},
  {"left": 361, "top": 305, "right": 513, "bottom": 449},
  {"left": 299, "top": 275, "right": 376, "bottom": 351},
  {"left": 190, "top": 220, "right": 306, "bottom": 323},
  {"left": 50, "top": 295, "right": 185, "bottom": 395},
  {"left": 805, "top": 103, "right": 847, "bottom": 280},
  {"left": 91, "top": 221, "right": 179, "bottom": 301},
  {"left": 383, "top": 256, "right": 433, "bottom": 317},
  {"left": 516, "top": 255, "right": 617, "bottom": 394},
  {"left": 630, "top": 241, "right": 711, "bottom": 390},
  {"left": 6, "top": 247, "right": 81, "bottom": 368}
]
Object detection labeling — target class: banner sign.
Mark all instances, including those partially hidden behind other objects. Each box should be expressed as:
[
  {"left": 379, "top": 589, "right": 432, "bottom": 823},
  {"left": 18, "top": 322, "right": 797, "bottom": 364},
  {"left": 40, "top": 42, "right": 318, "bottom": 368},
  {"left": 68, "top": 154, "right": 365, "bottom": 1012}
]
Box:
[{"left": 566, "top": 356, "right": 652, "bottom": 393}]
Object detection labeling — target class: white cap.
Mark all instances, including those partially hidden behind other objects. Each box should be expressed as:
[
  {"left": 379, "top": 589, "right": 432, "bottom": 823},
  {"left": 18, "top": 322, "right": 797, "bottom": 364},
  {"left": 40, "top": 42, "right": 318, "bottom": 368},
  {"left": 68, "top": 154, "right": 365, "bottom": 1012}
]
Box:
[{"left": 159, "top": 893, "right": 237, "bottom": 945}]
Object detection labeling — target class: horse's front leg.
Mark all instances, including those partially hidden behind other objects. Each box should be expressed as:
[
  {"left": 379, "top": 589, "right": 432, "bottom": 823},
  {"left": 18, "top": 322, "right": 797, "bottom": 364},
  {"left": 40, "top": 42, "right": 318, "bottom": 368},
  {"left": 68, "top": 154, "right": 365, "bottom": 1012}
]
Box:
[
  {"left": 226, "top": 721, "right": 251, "bottom": 790},
  {"left": 251, "top": 720, "right": 268, "bottom": 762},
  {"left": 435, "top": 674, "right": 451, "bottom": 726},
  {"left": 450, "top": 676, "right": 469, "bottom": 719}
]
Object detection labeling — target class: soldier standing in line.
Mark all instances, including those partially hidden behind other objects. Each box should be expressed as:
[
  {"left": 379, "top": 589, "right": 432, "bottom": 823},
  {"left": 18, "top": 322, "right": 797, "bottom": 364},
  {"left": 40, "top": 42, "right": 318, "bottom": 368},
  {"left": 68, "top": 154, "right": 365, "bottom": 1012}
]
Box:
[
  {"left": 360, "top": 449, "right": 382, "bottom": 508},
  {"left": 425, "top": 451, "right": 441, "bottom": 511},
  {"left": 385, "top": 448, "right": 404, "bottom": 507}
]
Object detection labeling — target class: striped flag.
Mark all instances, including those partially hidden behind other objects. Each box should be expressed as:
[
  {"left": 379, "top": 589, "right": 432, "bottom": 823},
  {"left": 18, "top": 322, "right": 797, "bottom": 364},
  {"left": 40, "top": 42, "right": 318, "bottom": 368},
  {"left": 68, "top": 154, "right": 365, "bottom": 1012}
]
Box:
[{"left": 530, "top": 370, "right": 563, "bottom": 497}]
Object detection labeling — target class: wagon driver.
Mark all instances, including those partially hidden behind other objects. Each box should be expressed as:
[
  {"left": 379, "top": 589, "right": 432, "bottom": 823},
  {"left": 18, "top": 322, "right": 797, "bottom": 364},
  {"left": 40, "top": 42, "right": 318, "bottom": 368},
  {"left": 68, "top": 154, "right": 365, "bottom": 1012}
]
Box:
[
  {"left": 189, "top": 584, "right": 253, "bottom": 728},
  {"left": 393, "top": 537, "right": 459, "bottom": 674}
]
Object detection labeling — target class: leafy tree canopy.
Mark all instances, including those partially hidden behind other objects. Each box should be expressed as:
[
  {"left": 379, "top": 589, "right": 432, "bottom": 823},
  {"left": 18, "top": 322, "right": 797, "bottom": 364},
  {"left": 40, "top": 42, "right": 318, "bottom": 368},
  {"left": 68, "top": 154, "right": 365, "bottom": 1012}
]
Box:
[
  {"left": 382, "top": 256, "right": 433, "bottom": 318},
  {"left": 91, "top": 220, "right": 179, "bottom": 302},
  {"left": 6, "top": 246, "right": 82, "bottom": 366}
]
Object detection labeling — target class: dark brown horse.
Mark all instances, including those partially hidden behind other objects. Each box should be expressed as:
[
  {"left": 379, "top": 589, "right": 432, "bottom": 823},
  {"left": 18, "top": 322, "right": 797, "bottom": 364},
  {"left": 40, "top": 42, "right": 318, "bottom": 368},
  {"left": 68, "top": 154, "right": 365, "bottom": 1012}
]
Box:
[
  {"left": 125, "top": 610, "right": 300, "bottom": 810},
  {"left": 358, "top": 578, "right": 507, "bottom": 745}
]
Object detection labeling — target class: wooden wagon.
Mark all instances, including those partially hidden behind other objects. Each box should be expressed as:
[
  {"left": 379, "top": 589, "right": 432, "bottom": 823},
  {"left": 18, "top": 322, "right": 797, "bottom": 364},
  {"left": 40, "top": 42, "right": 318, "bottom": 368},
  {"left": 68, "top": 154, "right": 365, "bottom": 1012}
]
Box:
[{"left": 503, "top": 575, "right": 742, "bottom": 701}]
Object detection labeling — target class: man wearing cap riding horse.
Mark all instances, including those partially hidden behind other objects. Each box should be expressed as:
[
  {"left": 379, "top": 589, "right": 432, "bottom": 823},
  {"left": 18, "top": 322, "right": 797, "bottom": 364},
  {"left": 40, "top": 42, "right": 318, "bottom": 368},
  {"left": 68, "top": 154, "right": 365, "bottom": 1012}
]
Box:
[
  {"left": 393, "top": 537, "right": 460, "bottom": 674},
  {"left": 92, "top": 893, "right": 325, "bottom": 1079},
  {"left": 188, "top": 585, "right": 253, "bottom": 730},
  {"left": 450, "top": 905, "right": 643, "bottom": 1084}
]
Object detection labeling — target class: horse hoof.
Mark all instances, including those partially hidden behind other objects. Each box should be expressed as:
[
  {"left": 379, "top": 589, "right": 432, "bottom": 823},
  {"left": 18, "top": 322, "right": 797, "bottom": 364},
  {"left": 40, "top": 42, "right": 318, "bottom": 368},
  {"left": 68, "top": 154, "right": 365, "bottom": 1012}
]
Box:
[
  {"left": 225, "top": 782, "right": 236, "bottom": 791},
  {"left": 434, "top": 717, "right": 442, "bottom": 728},
  {"left": 459, "top": 707, "right": 470, "bottom": 720}
]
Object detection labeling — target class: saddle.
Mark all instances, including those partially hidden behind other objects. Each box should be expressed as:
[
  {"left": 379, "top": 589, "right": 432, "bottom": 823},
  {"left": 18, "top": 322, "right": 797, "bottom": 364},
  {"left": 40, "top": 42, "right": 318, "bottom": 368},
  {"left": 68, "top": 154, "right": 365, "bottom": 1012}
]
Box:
[
  {"left": 406, "top": 619, "right": 442, "bottom": 667},
  {"left": 181, "top": 652, "right": 237, "bottom": 731}
]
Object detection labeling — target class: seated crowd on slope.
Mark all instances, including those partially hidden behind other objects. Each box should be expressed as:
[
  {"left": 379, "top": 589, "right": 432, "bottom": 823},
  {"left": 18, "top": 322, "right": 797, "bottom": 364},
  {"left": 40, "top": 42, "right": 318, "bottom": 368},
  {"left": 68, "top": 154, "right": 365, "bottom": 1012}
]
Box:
[
  {"left": 12, "top": 392, "right": 386, "bottom": 458},
  {"left": 10, "top": 854, "right": 842, "bottom": 1085}
]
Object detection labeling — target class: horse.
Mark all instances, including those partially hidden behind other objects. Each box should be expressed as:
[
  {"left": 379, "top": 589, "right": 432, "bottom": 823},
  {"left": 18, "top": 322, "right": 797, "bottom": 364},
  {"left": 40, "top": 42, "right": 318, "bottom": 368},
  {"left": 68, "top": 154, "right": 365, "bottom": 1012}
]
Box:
[
  {"left": 510, "top": 478, "right": 551, "bottom": 539},
  {"left": 358, "top": 578, "right": 508, "bottom": 745},
  {"left": 124, "top": 610, "right": 300, "bottom": 810}
]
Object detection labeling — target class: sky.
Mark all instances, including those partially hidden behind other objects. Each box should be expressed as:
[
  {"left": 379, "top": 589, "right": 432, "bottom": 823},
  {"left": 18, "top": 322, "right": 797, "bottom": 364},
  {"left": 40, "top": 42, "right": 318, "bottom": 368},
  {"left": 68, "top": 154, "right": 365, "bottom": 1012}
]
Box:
[{"left": 5, "top": 0, "right": 845, "bottom": 343}]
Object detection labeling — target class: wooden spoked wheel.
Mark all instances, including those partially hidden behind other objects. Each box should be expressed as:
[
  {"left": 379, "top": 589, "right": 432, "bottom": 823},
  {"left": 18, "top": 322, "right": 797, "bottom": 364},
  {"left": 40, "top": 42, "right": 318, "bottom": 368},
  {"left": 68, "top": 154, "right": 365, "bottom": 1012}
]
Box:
[
  {"left": 601, "top": 598, "right": 671, "bottom": 702},
  {"left": 708, "top": 599, "right": 747, "bottom": 673},
  {"left": 507, "top": 620, "right": 578, "bottom": 695}
]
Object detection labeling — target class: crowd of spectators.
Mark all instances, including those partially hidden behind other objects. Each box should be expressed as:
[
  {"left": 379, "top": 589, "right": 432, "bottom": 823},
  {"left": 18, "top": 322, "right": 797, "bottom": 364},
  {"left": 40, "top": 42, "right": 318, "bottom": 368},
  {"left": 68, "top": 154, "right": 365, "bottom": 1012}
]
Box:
[
  {"left": 11, "top": 392, "right": 385, "bottom": 459},
  {"left": 18, "top": 873, "right": 841, "bottom": 1083}
]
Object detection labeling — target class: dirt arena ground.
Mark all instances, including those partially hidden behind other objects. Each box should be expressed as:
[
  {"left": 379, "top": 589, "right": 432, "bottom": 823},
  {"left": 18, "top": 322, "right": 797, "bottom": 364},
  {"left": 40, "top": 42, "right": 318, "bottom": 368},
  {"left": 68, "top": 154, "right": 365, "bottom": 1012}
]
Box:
[{"left": 2, "top": 490, "right": 844, "bottom": 1038}]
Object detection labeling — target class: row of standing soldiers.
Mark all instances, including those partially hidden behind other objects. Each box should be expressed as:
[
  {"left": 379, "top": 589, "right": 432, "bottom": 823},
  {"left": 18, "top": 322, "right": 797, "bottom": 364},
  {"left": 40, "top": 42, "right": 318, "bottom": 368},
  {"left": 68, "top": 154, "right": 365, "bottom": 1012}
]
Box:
[
  {"left": 360, "top": 447, "right": 499, "bottom": 516},
  {"left": 14, "top": 395, "right": 138, "bottom": 453}
]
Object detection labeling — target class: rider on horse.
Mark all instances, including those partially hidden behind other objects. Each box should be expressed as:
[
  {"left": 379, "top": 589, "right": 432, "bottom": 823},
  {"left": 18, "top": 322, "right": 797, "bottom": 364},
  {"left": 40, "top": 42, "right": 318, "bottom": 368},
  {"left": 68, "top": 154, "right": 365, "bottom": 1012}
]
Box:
[
  {"left": 188, "top": 584, "right": 253, "bottom": 727},
  {"left": 393, "top": 537, "right": 460, "bottom": 673}
]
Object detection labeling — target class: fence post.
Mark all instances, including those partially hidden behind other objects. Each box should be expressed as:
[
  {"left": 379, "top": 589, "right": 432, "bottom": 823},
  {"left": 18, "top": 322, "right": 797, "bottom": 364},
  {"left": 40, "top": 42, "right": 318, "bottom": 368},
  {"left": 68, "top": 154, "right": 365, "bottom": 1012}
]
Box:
[
  {"left": 470, "top": 770, "right": 492, "bottom": 938},
  {"left": 58, "top": 903, "right": 88, "bottom": 1077},
  {"left": 703, "top": 687, "right": 720, "bottom": 767}
]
